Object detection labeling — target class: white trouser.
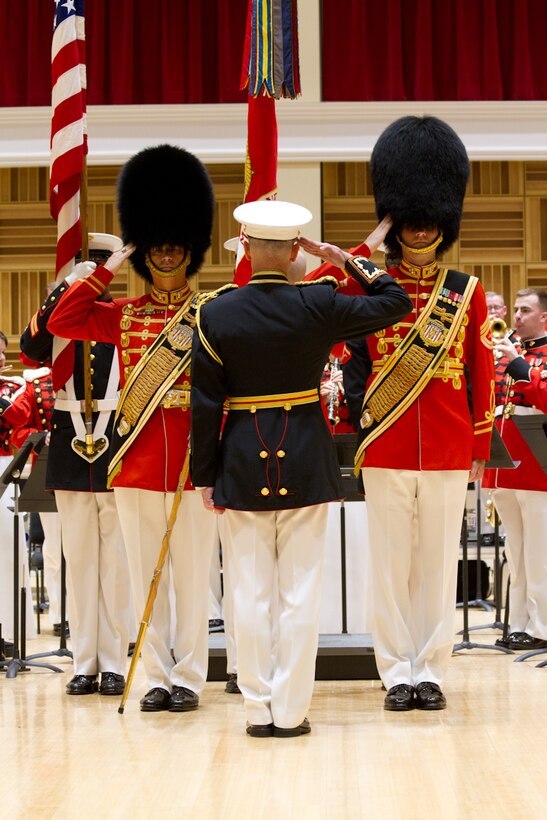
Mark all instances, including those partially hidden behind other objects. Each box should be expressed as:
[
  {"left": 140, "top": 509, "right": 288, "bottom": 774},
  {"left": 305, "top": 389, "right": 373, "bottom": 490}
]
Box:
[
  {"left": 363, "top": 468, "right": 469, "bottom": 690},
  {"left": 114, "top": 488, "right": 217, "bottom": 693},
  {"left": 39, "top": 512, "right": 64, "bottom": 626},
  {"left": 0, "top": 479, "right": 36, "bottom": 640},
  {"left": 218, "top": 516, "right": 237, "bottom": 674},
  {"left": 493, "top": 488, "right": 547, "bottom": 638},
  {"left": 209, "top": 541, "right": 223, "bottom": 621},
  {"left": 223, "top": 504, "right": 327, "bottom": 729},
  {"left": 55, "top": 491, "right": 131, "bottom": 677}
]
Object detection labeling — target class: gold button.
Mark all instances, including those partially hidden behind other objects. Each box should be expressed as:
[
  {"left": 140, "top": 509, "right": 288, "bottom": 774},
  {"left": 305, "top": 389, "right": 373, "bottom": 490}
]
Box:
[
  {"left": 250, "top": 405, "right": 257, "bottom": 414},
  {"left": 277, "top": 450, "right": 285, "bottom": 458},
  {"left": 509, "top": 390, "right": 514, "bottom": 397},
  {"left": 90, "top": 341, "right": 97, "bottom": 347},
  {"left": 284, "top": 403, "right": 291, "bottom": 411},
  {"left": 261, "top": 487, "right": 270, "bottom": 496},
  {"left": 37, "top": 397, "right": 42, "bottom": 404},
  {"left": 279, "top": 488, "right": 288, "bottom": 496},
  {"left": 259, "top": 450, "right": 268, "bottom": 459}
]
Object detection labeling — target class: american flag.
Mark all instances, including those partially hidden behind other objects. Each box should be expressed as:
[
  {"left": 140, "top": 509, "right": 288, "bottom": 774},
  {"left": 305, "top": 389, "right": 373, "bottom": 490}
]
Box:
[
  {"left": 50, "top": 0, "right": 87, "bottom": 283},
  {"left": 50, "top": 0, "right": 87, "bottom": 390}
]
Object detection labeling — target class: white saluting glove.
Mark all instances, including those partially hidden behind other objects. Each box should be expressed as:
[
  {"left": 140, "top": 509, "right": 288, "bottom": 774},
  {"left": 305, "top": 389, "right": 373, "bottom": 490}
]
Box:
[{"left": 65, "top": 260, "right": 97, "bottom": 286}]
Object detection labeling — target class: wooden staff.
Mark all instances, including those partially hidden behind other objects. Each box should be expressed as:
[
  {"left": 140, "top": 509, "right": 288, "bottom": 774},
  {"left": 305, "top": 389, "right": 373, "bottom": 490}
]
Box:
[
  {"left": 79, "top": 162, "right": 96, "bottom": 456},
  {"left": 118, "top": 449, "right": 191, "bottom": 714}
]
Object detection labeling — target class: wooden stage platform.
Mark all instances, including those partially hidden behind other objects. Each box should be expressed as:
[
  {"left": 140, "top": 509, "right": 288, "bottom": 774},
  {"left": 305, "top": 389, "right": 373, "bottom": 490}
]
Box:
[{"left": 208, "top": 632, "right": 380, "bottom": 681}]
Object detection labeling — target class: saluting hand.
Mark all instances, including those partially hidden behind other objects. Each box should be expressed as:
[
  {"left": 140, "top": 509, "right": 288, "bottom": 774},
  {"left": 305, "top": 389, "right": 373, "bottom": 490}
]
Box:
[
  {"left": 363, "top": 215, "right": 393, "bottom": 255},
  {"left": 103, "top": 243, "right": 136, "bottom": 275},
  {"left": 298, "top": 237, "right": 351, "bottom": 270}
]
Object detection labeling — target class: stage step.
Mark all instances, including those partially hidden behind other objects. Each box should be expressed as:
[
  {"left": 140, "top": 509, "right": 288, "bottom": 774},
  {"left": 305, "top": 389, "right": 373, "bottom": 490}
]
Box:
[{"left": 208, "top": 632, "right": 379, "bottom": 681}]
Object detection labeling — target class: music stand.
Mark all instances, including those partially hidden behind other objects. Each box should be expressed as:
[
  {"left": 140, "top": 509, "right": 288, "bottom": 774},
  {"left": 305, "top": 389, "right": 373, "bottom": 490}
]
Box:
[
  {"left": 334, "top": 434, "right": 360, "bottom": 634},
  {"left": 509, "top": 414, "right": 547, "bottom": 666},
  {"left": 464, "top": 427, "right": 517, "bottom": 635},
  {"left": 0, "top": 434, "right": 63, "bottom": 677},
  {"left": 453, "top": 427, "right": 516, "bottom": 655},
  {"left": 18, "top": 445, "right": 72, "bottom": 665}
]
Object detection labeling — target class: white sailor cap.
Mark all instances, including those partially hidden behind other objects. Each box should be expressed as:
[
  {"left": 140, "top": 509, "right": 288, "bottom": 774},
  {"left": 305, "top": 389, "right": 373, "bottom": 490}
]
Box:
[{"left": 233, "top": 200, "right": 312, "bottom": 241}]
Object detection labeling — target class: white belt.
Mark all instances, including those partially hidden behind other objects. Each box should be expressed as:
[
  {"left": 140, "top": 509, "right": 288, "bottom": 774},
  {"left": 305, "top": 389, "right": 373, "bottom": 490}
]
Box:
[
  {"left": 494, "top": 405, "right": 542, "bottom": 418},
  {"left": 55, "top": 396, "right": 119, "bottom": 413}
]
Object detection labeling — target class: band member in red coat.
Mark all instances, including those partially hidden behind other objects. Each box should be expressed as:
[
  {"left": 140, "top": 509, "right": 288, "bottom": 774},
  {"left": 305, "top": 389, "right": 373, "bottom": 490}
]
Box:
[
  {"left": 303, "top": 116, "right": 495, "bottom": 711},
  {"left": 483, "top": 288, "right": 547, "bottom": 650},
  {"left": 48, "top": 146, "right": 219, "bottom": 713}
]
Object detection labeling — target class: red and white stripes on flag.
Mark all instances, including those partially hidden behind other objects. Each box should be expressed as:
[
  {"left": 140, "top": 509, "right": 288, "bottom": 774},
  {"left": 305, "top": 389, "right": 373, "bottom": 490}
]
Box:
[
  {"left": 50, "top": 0, "right": 87, "bottom": 284},
  {"left": 50, "top": 0, "right": 87, "bottom": 390}
]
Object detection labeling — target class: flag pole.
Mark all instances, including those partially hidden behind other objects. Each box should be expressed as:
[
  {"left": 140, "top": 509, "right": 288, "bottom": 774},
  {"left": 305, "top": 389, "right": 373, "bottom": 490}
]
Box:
[{"left": 77, "top": 160, "right": 96, "bottom": 457}]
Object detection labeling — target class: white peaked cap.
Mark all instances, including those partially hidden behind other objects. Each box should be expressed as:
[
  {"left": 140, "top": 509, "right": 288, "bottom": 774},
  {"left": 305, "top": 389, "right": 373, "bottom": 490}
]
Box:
[
  {"left": 87, "top": 233, "right": 123, "bottom": 252},
  {"left": 223, "top": 235, "right": 241, "bottom": 252},
  {"left": 233, "top": 200, "right": 313, "bottom": 241}
]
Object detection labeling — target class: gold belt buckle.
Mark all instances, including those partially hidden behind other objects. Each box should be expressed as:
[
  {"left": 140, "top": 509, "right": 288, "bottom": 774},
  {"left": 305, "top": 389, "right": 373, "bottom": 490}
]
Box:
[{"left": 163, "top": 389, "right": 179, "bottom": 408}]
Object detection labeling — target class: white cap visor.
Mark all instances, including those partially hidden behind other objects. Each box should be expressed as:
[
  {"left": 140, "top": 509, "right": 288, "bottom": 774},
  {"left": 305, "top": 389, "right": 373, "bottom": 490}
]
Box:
[{"left": 234, "top": 200, "right": 312, "bottom": 241}]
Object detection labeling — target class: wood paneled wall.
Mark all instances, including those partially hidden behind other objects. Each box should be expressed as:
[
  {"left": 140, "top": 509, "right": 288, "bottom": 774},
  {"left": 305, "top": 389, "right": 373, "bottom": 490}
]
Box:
[
  {"left": 1, "top": 160, "right": 546, "bottom": 374},
  {"left": 322, "top": 160, "right": 547, "bottom": 301}
]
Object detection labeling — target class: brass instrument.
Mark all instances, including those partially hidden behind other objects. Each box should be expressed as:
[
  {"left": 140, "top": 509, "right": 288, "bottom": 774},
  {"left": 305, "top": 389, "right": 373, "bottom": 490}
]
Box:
[
  {"left": 485, "top": 493, "right": 496, "bottom": 527},
  {"left": 490, "top": 317, "right": 507, "bottom": 341},
  {"left": 327, "top": 357, "right": 340, "bottom": 426},
  {"left": 490, "top": 317, "right": 521, "bottom": 361}
]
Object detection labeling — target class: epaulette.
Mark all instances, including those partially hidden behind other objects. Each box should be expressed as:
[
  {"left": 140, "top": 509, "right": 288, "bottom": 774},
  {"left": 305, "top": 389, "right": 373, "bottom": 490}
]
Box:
[
  {"left": 196, "top": 283, "right": 239, "bottom": 307},
  {"left": 195, "top": 284, "right": 238, "bottom": 366},
  {"left": 295, "top": 275, "right": 340, "bottom": 290}
]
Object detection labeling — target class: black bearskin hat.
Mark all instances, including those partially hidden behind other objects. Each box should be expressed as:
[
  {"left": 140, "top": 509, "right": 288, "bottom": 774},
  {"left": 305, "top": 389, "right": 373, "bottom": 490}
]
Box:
[
  {"left": 116, "top": 144, "right": 214, "bottom": 281},
  {"left": 370, "top": 116, "right": 469, "bottom": 257}
]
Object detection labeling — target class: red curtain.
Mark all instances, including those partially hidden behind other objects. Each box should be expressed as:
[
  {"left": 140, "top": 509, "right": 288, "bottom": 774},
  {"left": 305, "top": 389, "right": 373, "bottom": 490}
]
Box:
[
  {"left": 321, "top": 0, "right": 547, "bottom": 101},
  {"left": 0, "top": 0, "right": 249, "bottom": 106},
  {"left": 3, "top": 0, "right": 547, "bottom": 106}
]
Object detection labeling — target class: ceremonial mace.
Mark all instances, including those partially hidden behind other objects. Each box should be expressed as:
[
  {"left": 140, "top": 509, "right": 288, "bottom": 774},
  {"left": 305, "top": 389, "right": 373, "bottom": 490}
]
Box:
[{"left": 118, "top": 450, "right": 190, "bottom": 714}]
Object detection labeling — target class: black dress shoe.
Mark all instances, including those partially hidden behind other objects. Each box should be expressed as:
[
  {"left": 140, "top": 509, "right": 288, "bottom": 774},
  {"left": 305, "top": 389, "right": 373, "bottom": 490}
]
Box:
[
  {"left": 498, "top": 631, "right": 547, "bottom": 650},
  {"left": 66, "top": 675, "right": 98, "bottom": 695},
  {"left": 415, "top": 681, "right": 447, "bottom": 710},
  {"left": 140, "top": 687, "right": 172, "bottom": 712},
  {"left": 273, "top": 718, "right": 311, "bottom": 737},
  {"left": 208, "top": 619, "right": 224, "bottom": 633},
  {"left": 246, "top": 722, "right": 274, "bottom": 737},
  {"left": 225, "top": 673, "right": 241, "bottom": 694},
  {"left": 384, "top": 684, "right": 415, "bottom": 711},
  {"left": 99, "top": 672, "right": 126, "bottom": 696},
  {"left": 169, "top": 686, "right": 199, "bottom": 712}
]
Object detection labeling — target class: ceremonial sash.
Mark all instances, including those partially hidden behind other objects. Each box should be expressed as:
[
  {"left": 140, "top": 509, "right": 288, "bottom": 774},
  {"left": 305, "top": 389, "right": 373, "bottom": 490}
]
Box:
[
  {"left": 354, "top": 269, "right": 478, "bottom": 473},
  {"left": 107, "top": 293, "right": 197, "bottom": 484}
]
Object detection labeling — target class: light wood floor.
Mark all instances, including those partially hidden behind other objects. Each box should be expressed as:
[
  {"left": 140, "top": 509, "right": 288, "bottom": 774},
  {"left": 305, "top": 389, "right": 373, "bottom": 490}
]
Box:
[{"left": 2, "top": 609, "right": 547, "bottom": 820}]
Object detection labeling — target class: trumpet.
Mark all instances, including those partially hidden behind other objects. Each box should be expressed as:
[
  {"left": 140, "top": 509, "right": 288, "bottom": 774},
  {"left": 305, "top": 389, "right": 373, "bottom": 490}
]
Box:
[
  {"left": 490, "top": 318, "right": 521, "bottom": 360},
  {"left": 490, "top": 317, "right": 507, "bottom": 341}
]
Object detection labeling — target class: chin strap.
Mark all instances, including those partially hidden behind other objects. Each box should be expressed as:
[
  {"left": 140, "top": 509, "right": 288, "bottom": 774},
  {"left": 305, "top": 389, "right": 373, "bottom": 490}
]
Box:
[{"left": 396, "top": 232, "right": 444, "bottom": 255}]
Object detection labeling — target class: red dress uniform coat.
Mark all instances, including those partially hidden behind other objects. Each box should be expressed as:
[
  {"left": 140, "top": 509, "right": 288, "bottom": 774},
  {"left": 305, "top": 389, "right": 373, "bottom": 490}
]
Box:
[
  {"left": 343, "top": 259, "right": 495, "bottom": 469},
  {"left": 0, "top": 375, "right": 26, "bottom": 455},
  {"left": 482, "top": 335, "right": 547, "bottom": 492},
  {"left": 47, "top": 265, "right": 195, "bottom": 492},
  {"left": 1, "top": 368, "right": 55, "bottom": 450}
]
